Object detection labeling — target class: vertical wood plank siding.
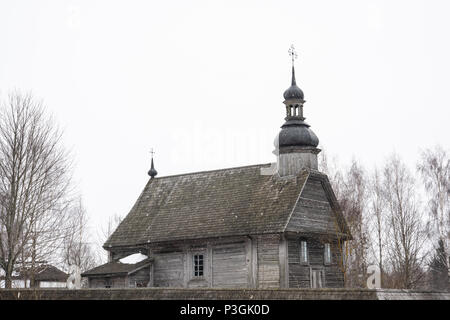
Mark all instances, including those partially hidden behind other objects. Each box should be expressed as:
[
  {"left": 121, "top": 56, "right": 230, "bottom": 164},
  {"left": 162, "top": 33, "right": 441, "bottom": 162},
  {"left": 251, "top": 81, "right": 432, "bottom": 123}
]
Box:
[
  {"left": 153, "top": 252, "right": 184, "bottom": 287},
  {"left": 89, "top": 278, "right": 107, "bottom": 288},
  {"left": 212, "top": 242, "right": 247, "bottom": 288},
  {"left": 288, "top": 238, "right": 344, "bottom": 288},
  {"left": 128, "top": 268, "right": 150, "bottom": 287},
  {"left": 300, "top": 179, "right": 328, "bottom": 202},
  {"left": 256, "top": 234, "right": 280, "bottom": 288},
  {"left": 286, "top": 177, "right": 337, "bottom": 234},
  {"left": 288, "top": 239, "right": 310, "bottom": 287},
  {"left": 151, "top": 238, "right": 253, "bottom": 288}
]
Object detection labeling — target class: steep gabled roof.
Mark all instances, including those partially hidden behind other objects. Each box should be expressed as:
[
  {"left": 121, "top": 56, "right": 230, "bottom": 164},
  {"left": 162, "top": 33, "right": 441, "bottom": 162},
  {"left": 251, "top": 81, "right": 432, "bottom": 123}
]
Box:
[
  {"left": 9, "top": 264, "right": 68, "bottom": 282},
  {"left": 285, "top": 170, "right": 352, "bottom": 239},
  {"left": 34, "top": 265, "right": 69, "bottom": 282},
  {"left": 104, "top": 164, "right": 350, "bottom": 249}
]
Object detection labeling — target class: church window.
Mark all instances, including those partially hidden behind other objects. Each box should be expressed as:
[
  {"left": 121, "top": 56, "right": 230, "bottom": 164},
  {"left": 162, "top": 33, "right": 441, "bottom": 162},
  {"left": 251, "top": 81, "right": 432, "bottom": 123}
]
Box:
[
  {"left": 324, "top": 243, "right": 331, "bottom": 265},
  {"left": 300, "top": 241, "right": 308, "bottom": 264},
  {"left": 193, "top": 254, "right": 204, "bottom": 277}
]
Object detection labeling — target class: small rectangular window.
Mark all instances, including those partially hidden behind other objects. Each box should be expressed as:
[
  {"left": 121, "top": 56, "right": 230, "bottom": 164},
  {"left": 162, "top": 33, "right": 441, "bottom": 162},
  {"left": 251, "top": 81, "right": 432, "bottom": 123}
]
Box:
[
  {"left": 300, "top": 241, "right": 308, "bottom": 263},
  {"left": 193, "top": 254, "right": 204, "bottom": 277},
  {"left": 324, "top": 243, "right": 331, "bottom": 264}
]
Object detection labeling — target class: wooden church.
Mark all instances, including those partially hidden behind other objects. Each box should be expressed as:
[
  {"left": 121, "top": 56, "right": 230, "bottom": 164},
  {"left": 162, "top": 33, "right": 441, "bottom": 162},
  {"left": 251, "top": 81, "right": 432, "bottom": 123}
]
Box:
[{"left": 82, "top": 49, "right": 352, "bottom": 289}]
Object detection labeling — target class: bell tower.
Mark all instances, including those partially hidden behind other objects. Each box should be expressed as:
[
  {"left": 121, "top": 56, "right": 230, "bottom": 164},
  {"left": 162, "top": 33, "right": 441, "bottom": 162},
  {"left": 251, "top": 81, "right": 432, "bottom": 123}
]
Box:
[{"left": 274, "top": 45, "right": 321, "bottom": 176}]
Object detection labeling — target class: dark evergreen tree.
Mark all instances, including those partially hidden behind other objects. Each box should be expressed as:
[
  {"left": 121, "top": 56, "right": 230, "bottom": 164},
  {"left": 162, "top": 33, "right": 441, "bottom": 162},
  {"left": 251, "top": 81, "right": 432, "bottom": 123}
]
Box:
[{"left": 429, "top": 239, "right": 449, "bottom": 291}]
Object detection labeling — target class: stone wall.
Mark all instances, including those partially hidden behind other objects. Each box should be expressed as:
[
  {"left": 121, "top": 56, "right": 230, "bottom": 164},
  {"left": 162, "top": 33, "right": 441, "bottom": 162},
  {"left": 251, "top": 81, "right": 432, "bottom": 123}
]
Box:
[{"left": 0, "top": 288, "right": 448, "bottom": 300}]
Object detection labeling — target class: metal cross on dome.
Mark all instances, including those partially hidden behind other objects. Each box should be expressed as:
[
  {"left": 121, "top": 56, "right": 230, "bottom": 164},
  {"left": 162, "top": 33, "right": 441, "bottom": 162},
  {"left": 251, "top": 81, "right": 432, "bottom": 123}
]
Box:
[
  {"left": 288, "top": 44, "right": 298, "bottom": 66},
  {"left": 150, "top": 148, "right": 155, "bottom": 158}
]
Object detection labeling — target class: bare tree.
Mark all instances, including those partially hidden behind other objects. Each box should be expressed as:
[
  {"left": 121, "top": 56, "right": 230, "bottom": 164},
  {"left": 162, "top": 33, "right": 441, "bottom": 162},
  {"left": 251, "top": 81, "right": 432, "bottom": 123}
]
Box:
[
  {"left": 97, "top": 213, "right": 122, "bottom": 263},
  {"left": 417, "top": 145, "right": 449, "bottom": 265},
  {"left": 320, "top": 151, "right": 369, "bottom": 287},
  {"left": 61, "top": 198, "right": 98, "bottom": 273},
  {"left": 101, "top": 213, "right": 122, "bottom": 246},
  {"left": 339, "top": 159, "right": 370, "bottom": 287},
  {"left": 368, "top": 167, "right": 387, "bottom": 287},
  {"left": 0, "top": 92, "right": 72, "bottom": 288},
  {"left": 383, "top": 154, "right": 427, "bottom": 289},
  {"left": 319, "top": 149, "right": 350, "bottom": 283},
  {"left": 318, "top": 147, "right": 345, "bottom": 198}
]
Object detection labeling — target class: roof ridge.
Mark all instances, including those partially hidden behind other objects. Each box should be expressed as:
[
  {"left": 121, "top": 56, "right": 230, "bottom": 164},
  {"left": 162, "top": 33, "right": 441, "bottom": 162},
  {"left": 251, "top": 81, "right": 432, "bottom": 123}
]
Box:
[{"left": 149, "top": 162, "right": 274, "bottom": 180}]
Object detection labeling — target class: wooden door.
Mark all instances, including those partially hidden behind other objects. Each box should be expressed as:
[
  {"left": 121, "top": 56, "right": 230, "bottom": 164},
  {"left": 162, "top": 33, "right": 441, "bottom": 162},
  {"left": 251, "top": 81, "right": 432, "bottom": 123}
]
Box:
[{"left": 310, "top": 268, "right": 324, "bottom": 288}]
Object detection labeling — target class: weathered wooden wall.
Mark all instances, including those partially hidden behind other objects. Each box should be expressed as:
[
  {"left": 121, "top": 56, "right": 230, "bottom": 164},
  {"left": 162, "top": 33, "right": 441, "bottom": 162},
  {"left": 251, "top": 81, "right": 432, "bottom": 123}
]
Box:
[
  {"left": 106, "top": 229, "right": 345, "bottom": 290},
  {"left": 153, "top": 252, "right": 184, "bottom": 287},
  {"left": 150, "top": 237, "right": 252, "bottom": 289},
  {"left": 89, "top": 278, "right": 106, "bottom": 288},
  {"left": 112, "top": 277, "right": 126, "bottom": 288},
  {"left": 286, "top": 177, "right": 337, "bottom": 234},
  {"left": 256, "top": 234, "right": 280, "bottom": 288},
  {"left": 128, "top": 268, "right": 150, "bottom": 288},
  {"left": 277, "top": 152, "right": 319, "bottom": 176},
  {"left": 288, "top": 239, "right": 310, "bottom": 288},
  {"left": 212, "top": 242, "right": 247, "bottom": 288},
  {"left": 287, "top": 238, "right": 344, "bottom": 288},
  {"left": 88, "top": 276, "right": 127, "bottom": 289},
  {"left": 282, "top": 175, "right": 346, "bottom": 288}
]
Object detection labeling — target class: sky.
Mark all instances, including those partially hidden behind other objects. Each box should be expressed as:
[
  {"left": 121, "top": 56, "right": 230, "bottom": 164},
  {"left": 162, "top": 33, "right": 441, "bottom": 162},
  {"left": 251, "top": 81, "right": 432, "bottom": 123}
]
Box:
[{"left": 0, "top": 0, "right": 449, "bottom": 249}]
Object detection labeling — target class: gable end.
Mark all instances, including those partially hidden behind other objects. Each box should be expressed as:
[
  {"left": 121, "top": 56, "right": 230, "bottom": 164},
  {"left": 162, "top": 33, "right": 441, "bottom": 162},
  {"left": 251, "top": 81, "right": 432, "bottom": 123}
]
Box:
[{"left": 284, "top": 172, "right": 351, "bottom": 239}]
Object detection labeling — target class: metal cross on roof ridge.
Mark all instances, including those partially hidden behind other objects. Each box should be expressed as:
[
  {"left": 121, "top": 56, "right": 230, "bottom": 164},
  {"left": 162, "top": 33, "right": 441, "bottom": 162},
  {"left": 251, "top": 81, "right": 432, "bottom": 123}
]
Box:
[{"left": 288, "top": 44, "right": 298, "bottom": 66}]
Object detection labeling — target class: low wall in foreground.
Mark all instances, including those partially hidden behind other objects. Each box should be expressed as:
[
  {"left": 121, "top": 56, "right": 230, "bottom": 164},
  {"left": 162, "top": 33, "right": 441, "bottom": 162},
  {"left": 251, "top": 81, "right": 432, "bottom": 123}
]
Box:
[{"left": 0, "top": 288, "right": 449, "bottom": 300}]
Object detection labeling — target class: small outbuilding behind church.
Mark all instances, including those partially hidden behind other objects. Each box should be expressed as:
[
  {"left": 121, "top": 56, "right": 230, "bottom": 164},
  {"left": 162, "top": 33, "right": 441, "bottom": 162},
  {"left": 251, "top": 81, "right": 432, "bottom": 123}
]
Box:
[{"left": 81, "top": 257, "right": 152, "bottom": 288}]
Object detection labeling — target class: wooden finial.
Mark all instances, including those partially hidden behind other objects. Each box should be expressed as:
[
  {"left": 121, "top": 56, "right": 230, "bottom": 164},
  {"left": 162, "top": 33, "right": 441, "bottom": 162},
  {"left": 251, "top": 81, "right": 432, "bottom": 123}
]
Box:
[{"left": 148, "top": 148, "right": 157, "bottom": 178}]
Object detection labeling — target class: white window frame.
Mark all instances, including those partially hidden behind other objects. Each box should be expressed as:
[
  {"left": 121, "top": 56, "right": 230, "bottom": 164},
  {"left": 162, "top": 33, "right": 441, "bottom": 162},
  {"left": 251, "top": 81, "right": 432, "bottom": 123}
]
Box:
[
  {"left": 324, "top": 243, "right": 331, "bottom": 265},
  {"left": 300, "top": 240, "right": 308, "bottom": 264},
  {"left": 193, "top": 253, "right": 205, "bottom": 278}
]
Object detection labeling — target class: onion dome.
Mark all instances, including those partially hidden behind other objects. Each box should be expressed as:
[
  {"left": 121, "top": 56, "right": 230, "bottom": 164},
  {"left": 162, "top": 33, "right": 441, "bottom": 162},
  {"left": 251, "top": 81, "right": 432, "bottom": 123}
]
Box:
[
  {"left": 276, "top": 118, "right": 319, "bottom": 149},
  {"left": 148, "top": 157, "right": 157, "bottom": 179},
  {"left": 283, "top": 66, "right": 304, "bottom": 101}
]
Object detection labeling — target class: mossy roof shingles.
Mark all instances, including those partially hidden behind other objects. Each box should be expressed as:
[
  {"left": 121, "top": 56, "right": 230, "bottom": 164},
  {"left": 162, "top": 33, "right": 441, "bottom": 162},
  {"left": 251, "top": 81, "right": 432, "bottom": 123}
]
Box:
[
  {"left": 104, "top": 164, "right": 310, "bottom": 248},
  {"left": 81, "top": 259, "right": 152, "bottom": 276}
]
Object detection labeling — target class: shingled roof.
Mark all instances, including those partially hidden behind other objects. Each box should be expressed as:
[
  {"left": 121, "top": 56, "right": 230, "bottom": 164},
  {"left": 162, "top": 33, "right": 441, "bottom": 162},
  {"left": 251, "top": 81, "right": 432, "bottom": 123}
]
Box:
[
  {"left": 35, "top": 265, "right": 69, "bottom": 282},
  {"left": 104, "top": 163, "right": 346, "bottom": 248},
  {"left": 81, "top": 259, "right": 152, "bottom": 277},
  {"left": 8, "top": 264, "right": 69, "bottom": 282}
]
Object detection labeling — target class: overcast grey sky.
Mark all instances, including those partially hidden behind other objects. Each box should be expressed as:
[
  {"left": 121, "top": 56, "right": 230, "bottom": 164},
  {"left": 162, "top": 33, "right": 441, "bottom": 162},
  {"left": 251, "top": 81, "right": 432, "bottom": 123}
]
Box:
[{"left": 0, "top": 0, "right": 449, "bottom": 240}]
